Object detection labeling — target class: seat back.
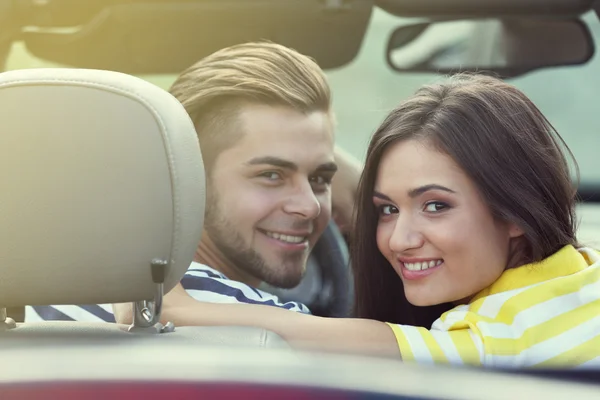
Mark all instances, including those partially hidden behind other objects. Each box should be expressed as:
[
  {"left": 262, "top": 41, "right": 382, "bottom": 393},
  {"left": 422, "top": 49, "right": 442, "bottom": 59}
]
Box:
[
  {"left": 0, "top": 68, "right": 205, "bottom": 310},
  {"left": 0, "top": 67, "right": 289, "bottom": 350}
]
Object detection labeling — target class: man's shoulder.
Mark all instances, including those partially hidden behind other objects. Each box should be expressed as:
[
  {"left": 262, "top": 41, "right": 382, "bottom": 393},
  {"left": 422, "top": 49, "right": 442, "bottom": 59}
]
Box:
[
  {"left": 24, "top": 261, "right": 311, "bottom": 323},
  {"left": 26, "top": 304, "right": 116, "bottom": 323},
  {"left": 181, "top": 262, "right": 311, "bottom": 314}
]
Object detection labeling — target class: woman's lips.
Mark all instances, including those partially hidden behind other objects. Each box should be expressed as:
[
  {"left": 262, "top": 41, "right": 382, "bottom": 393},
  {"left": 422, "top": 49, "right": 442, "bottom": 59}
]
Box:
[{"left": 398, "top": 259, "right": 444, "bottom": 281}]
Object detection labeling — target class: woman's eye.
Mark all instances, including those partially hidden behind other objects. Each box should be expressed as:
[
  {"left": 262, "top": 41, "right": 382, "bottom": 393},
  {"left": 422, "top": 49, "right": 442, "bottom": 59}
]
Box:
[
  {"left": 424, "top": 202, "right": 448, "bottom": 213},
  {"left": 379, "top": 205, "right": 398, "bottom": 215}
]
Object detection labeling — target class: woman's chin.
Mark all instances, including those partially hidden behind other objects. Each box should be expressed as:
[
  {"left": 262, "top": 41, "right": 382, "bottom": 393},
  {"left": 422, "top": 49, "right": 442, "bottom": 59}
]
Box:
[
  {"left": 405, "top": 291, "right": 460, "bottom": 307},
  {"left": 407, "top": 295, "right": 471, "bottom": 308},
  {"left": 406, "top": 296, "right": 441, "bottom": 307}
]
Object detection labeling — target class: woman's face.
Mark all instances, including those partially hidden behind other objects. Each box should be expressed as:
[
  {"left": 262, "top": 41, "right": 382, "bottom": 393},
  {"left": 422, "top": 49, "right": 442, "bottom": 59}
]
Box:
[{"left": 374, "top": 139, "right": 523, "bottom": 306}]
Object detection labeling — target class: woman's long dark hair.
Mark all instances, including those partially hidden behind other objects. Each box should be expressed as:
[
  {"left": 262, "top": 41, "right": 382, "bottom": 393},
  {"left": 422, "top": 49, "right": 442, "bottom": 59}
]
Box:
[{"left": 352, "top": 73, "right": 580, "bottom": 328}]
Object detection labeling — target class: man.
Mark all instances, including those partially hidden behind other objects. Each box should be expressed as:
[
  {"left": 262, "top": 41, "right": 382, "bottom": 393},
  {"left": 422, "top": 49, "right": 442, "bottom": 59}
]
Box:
[{"left": 26, "top": 41, "right": 361, "bottom": 322}]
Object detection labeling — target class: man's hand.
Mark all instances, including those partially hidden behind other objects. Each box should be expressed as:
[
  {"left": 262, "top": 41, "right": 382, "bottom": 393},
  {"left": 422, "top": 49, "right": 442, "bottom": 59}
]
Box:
[
  {"left": 113, "top": 302, "right": 132, "bottom": 324},
  {"left": 332, "top": 146, "right": 363, "bottom": 236},
  {"left": 113, "top": 283, "right": 191, "bottom": 324}
]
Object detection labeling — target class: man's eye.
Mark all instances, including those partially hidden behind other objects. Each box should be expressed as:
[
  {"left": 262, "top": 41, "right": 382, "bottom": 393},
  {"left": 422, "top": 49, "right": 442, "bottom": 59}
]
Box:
[
  {"left": 424, "top": 201, "right": 449, "bottom": 213},
  {"left": 379, "top": 205, "right": 398, "bottom": 215},
  {"left": 259, "top": 172, "right": 282, "bottom": 181},
  {"left": 310, "top": 175, "right": 332, "bottom": 186}
]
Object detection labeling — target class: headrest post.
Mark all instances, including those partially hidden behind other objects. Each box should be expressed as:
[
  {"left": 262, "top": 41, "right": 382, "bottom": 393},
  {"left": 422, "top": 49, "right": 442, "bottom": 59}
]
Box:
[{"left": 127, "top": 259, "right": 175, "bottom": 334}]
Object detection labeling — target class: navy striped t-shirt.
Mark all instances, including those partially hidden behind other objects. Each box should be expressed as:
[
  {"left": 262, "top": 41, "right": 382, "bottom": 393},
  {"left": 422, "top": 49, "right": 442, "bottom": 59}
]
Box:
[{"left": 25, "top": 262, "right": 311, "bottom": 322}]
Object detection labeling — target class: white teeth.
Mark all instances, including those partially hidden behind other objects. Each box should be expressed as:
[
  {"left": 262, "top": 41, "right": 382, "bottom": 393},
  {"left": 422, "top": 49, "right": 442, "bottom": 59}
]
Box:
[
  {"left": 265, "top": 231, "right": 306, "bottom": 244},
  {"left": 403, "top": 260, "right": 443, "bottom": 271}
]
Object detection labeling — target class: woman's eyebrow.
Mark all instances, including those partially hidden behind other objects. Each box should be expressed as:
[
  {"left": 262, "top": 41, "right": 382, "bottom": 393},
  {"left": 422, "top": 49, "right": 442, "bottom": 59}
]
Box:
[
  {"left": 408, "top": 184, "right": 456, "bottom": 198},
  {"left": 373, "top": 184, "right": 456, "bottom": 201},
  {"left": 373, "top": 191, "right": 392, "bottom": 201}
]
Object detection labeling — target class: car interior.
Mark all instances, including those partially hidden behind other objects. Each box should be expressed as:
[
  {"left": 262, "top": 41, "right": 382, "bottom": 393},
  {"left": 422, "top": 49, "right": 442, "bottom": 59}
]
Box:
[{"left": 1, "top": 0, "right": 600, "bottom": 398}]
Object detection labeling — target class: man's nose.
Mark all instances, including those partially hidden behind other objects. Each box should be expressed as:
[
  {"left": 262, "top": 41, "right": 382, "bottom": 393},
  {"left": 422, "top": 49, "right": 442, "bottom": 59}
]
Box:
[
  {"left": 388, "top": 214, "right": 424, "bottom": 252},
  {"left": 282, "top": 181, "right": 321, "bottom": 219}
]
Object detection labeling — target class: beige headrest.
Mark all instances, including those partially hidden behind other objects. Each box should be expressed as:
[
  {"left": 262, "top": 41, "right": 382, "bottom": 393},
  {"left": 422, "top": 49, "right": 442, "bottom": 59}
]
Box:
[{"left": 0, "top": 68, "right": 205, "bottom": 308}]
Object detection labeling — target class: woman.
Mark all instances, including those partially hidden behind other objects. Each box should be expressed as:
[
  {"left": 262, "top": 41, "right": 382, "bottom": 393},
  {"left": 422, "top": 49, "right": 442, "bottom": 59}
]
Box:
[{"left": 115, "top": 73, "right": 600, "bottom": 368}]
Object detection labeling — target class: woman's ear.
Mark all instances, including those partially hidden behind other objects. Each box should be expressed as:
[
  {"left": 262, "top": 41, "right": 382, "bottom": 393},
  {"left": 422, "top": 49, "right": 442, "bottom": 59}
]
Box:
[{"left": 508, "top": 223, "right": 525, "bottom": 239}]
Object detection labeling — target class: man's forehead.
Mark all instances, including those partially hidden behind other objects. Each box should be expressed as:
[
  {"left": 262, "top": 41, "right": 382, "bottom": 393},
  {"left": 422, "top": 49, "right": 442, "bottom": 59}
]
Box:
[
  {"left": 237, "top": 105, "right": 334, "bottom": 141},
  {"left": 213, "top": 104, "right": 335, "bottom": 170}
]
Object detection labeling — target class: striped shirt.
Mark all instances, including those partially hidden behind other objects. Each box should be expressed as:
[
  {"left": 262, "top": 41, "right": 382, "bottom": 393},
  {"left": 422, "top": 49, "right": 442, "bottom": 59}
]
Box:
[
  {"left": 25, "top": 262, "right": 310, "bottom": 322},
  {"left": 387, "top": 245, "right": 600, "bottom": 369}
]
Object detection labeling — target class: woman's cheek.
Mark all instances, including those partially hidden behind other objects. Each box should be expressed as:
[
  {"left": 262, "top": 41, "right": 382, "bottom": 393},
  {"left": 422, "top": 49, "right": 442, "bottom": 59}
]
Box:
[{"left": 376, "top": 222, "right": 393, "bottom": 259}]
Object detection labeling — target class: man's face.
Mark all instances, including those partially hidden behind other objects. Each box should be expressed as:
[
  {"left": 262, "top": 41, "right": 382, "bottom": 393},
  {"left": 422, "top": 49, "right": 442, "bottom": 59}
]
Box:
[{"left": 204, "top": 103, "right": 336, "bottom": 288}]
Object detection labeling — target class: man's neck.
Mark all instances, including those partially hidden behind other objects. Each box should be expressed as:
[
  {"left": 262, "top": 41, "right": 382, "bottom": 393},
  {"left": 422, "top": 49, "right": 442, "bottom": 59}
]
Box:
[{"left": 194, "top": 232, "right": 261, "bottom": 288}]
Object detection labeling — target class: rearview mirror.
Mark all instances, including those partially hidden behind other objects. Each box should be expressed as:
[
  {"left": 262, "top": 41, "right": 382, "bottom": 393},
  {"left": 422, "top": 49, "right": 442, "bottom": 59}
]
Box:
[
  {"left": 17, "top": 0, "right": 373, "bottom": 74},
  {"left": 386, "top": 18, "right": 594, "bottom": 78}
]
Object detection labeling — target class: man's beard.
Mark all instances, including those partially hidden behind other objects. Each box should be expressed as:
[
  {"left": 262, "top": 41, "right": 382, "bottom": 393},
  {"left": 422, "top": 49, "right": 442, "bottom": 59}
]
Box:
[{"left": 203, "top": 190, "right": 308, "bottom": 289}]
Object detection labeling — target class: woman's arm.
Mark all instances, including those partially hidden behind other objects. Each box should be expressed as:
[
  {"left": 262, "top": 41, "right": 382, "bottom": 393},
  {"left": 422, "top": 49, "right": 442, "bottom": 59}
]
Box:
[{"left": 114, "top": 284, "right": 400, "bottom": 359}]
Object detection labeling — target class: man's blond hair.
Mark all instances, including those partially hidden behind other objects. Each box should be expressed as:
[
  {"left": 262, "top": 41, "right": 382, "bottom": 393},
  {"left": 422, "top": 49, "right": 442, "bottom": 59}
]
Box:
[{"left": 169, "top": 41, "right": 332, "bottom": 168}]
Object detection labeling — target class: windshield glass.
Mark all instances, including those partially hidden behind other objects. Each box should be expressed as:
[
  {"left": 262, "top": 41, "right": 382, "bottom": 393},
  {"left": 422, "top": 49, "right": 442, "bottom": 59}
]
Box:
[{"left": 5, "top": 8, "right": 600, "bottom": 186}]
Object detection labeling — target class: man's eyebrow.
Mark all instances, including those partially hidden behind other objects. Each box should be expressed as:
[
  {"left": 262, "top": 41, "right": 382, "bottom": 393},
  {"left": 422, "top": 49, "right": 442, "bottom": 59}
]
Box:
[
  {"left": 408, "top": 184, "right": 456, "bottom": 198},
  {"left": 245, "top": 157, "right": 338, "bottom": 173},
  {"left": 315, "top": 162, "right": 338, "bottom": 173},
  {"left": 245, "top": 156, "right": 297, "bottom": 171}
]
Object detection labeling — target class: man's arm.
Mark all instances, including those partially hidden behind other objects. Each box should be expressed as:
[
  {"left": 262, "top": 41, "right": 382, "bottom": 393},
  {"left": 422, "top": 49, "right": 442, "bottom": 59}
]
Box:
[
  {"left": 331, "top": 146, "right": 363, "bottom": 235},
  {"left": 113, "top": 284, "right": 400, "bottom": 359}
]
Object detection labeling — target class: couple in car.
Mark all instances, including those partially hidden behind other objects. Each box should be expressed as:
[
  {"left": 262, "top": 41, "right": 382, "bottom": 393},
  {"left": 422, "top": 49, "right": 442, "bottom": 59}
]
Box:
[{"left": 31, "top": 41, "right": 600, "bottom": 368}]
